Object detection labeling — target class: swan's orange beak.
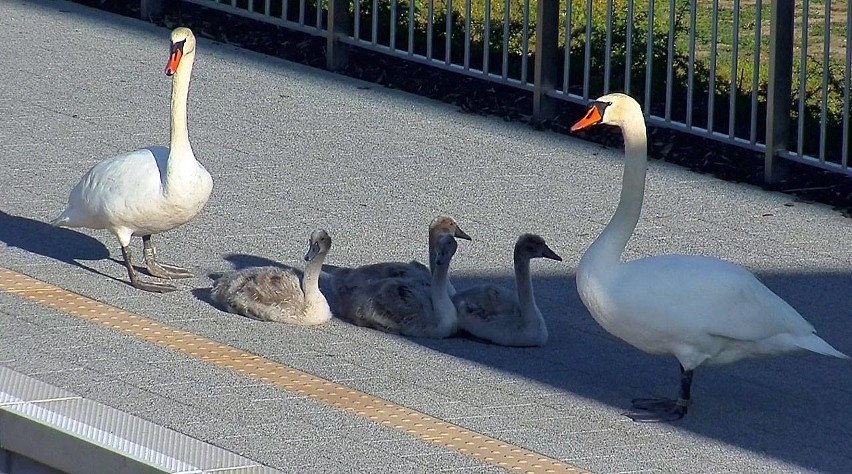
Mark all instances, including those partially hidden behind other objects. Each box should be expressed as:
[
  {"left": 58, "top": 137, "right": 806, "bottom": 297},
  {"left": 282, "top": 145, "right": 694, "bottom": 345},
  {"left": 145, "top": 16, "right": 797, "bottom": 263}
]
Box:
[
  {"left": 165, "top": 41, "right": 184, "bottom": 76},
  {"left": 570, "top": 104, "right": 604, "bottom": 132}
]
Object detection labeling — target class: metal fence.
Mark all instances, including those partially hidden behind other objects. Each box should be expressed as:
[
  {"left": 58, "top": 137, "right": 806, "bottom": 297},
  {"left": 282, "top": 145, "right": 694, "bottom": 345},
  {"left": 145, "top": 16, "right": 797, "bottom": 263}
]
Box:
[{"left": 170, "top": 0, "right": 851, "bottom": 181}]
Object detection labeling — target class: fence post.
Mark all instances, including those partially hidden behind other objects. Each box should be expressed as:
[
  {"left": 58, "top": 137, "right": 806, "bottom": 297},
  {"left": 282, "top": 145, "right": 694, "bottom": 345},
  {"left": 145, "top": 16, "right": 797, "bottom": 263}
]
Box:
[
  {"left": 533, "top": 0, "right": 560, "bottom": 122},
  {"left": 764, "top": 0, "right": 794, "bottom": 183},
  {"left": 327, "top": 0, "right": 352, "bottom": 71},
  {"left": 140, "top": 0, "right": 166, "bottom": 22}
]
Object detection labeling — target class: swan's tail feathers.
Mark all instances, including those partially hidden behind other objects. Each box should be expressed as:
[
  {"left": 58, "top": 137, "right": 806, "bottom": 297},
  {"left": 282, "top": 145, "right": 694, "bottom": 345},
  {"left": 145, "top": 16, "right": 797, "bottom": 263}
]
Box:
[
  {"left": 50, "top": 212, "right": 71, "bottom": 227},
  {"left": 797, "top": 335, "right": 850, "bottom": 359}
]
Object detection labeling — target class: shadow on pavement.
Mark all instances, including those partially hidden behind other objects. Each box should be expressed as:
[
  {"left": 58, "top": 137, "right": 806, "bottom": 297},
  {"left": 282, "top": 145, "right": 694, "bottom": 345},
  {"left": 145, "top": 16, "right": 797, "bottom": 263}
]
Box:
[{"left": 0, "top": 210, "right": 110, "bottom": 267}]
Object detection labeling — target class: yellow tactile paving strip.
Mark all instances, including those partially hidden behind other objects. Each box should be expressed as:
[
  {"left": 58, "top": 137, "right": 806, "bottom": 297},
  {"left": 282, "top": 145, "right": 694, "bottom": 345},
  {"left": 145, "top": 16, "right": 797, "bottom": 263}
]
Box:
[{"left": 0, "top": 268, "right": 590, "bottom": 474}]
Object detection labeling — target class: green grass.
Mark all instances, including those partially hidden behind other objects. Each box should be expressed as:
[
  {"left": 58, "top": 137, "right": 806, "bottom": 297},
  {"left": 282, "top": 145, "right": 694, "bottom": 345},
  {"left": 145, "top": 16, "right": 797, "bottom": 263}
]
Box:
[
  {"left": 431, "top": 0, "right": 848, "bottom": 159},
  {"left": 229, "top": 0, "right": 849, "bottom": 162}
]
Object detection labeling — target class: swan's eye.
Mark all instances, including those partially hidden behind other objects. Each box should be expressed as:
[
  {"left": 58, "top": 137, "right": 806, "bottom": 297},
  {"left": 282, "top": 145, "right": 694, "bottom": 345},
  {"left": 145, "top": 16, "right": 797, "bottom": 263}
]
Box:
[{"left": 171, "top": 39, "right": 186, "bottom": 52}]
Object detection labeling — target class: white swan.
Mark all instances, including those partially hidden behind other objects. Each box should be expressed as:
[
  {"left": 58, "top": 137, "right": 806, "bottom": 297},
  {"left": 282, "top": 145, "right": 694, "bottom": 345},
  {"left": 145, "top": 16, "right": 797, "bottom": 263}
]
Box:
[
  {"left": 453, "top": 234, "right": 561, "bottom": 347},
  {"left": 570, "top": 93, "right": 848, "bottom": 422},
  {"left": 51, "top": 27, "right": 212, "bottom": 293},
  {"left": 211, "top": 229, "right": 333, "bottom": 325},
  {"left": 338, "top": 234, "right": 459, "bottom": 338},
  {"left": 328, "top": 216, "right": 471, "bottom": 299}
]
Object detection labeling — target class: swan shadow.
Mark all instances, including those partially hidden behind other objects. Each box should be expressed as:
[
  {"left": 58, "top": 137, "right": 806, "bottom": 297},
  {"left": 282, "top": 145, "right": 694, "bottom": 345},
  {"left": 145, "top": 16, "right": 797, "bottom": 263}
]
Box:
[
  {"left": 0, "top": 210, "right": 189, "bottom": 289},
  {"left": 191, "top": 286, "right": 218, "bottom": 308},
  {"left": 222, "top": 253, "right": 288, "bottom": 271},
  {"left": 0, "top": 210, "right": 119, "bottom": 279}
]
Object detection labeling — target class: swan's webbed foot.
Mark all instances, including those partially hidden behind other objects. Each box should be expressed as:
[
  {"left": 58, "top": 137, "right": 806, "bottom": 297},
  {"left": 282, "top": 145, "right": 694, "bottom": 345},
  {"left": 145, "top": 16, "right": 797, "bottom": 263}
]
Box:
[
  {"left": 625, "top": 364, "right": 693, "bottom": 423},
  {"left": 145, "top": 258, "right": 194, "bottom": 279},
  {"left": 122, "top": 245, "right": 179, "bottom": 293},
  {"left": 142, "top": 235, "right": 193, "bottom": 279},
  {"left": 625, "top": 398, "right": 688, "bottom": 423},
  {"left": 131, "top": 278, "right": 180, "bottom": 293}
]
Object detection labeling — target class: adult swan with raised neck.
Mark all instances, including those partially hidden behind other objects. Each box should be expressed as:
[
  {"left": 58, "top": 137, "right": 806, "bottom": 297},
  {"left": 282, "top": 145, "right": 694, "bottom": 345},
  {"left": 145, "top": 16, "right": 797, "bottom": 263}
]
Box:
[
  {"left": 570, "top": 92, "right": 848, "bottom": 422},
  {"left": 52, "top": 28, "right": 213, "bottom": 293}
]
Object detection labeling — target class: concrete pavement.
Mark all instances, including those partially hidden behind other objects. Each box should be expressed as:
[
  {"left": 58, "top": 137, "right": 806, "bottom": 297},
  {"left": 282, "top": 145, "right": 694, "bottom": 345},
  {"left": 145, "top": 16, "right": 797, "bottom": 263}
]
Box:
[{"left": 1, "top": 0, "right": 851, "bottom": 472}]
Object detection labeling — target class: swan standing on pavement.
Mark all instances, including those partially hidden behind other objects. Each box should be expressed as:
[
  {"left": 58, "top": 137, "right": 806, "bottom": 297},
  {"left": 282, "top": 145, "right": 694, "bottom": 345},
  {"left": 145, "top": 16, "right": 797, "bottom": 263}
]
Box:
[
  {"left": 570, "top": 93, "right": 848, "bottom": 422},
  {"left": 52, "top": 27, "right": 212, "bottom": 293},
  {"left": 339, "top": 234, "right": 459, "bottom": 338},
  {"left": 453, "top": 234, "right": 561, "bottom": 347},
  {"left": 211, "top": 230, "right": 333, "bottom": 325}
]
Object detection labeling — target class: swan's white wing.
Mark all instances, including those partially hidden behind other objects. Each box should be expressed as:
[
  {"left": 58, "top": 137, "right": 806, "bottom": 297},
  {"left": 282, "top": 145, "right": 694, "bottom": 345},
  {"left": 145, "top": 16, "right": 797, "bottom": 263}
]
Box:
[
  {"left": 60, "top": 147, "right": 169, "bottom": 228},
  {"left": 614, "top": 254, "right": 816, "bottom": 342}
]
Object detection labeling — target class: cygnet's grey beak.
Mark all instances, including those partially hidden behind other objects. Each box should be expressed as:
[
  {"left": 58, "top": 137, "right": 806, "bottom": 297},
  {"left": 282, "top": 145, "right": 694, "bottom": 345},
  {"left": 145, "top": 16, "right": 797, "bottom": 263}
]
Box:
[
  {"left": 304, "top": 242, "right": 321, "bottom": 262},
  {"left": 454, "top": 226, "right": 472, "bottom": 241},
  {"left": 543, "top": 246, "right": 562, "bottom": 262}
]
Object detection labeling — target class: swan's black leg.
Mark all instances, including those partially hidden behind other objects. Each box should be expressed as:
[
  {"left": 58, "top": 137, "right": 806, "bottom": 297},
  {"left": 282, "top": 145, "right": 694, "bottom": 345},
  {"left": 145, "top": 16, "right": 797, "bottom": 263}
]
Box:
[
  {"left": 142, "top": 235, "right": 193, "bottom": 279},
  {"left": 121, "top": 245, "right": 178, "bottom": 293},
  {"left": 626, "top": 364, "right": 692, "bottom": 423}
]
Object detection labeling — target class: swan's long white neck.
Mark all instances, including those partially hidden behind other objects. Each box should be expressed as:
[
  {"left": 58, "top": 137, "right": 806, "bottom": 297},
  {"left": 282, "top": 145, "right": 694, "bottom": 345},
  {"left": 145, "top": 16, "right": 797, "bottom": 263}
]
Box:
[
  {"left": 168, "top": 50, "right": 194, "bottom": 156},
  {"left": 582, "top": 114, "right": 648, "bottom": 271}
]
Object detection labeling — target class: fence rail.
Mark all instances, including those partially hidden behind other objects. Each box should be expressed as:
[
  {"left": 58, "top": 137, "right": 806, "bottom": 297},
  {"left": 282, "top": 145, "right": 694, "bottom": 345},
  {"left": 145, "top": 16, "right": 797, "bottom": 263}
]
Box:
[{"left": 169, "top": 0, "right": 851, "bottom": 181}]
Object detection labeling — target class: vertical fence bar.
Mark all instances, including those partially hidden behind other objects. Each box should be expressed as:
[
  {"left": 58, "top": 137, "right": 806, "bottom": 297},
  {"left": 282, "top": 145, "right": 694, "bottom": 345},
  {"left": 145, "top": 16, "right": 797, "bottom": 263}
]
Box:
[
  {"left": 299, "top": 0, "right": 305, "bottom": 26},
  {"left": 764, "top": 0, "right": 794, "bottom": 183},
  {"left": 664, "top": 0, "right": 674, "bottom": 120},
  {"left": 140, "top": 0, "right": 165, "bottom": 22},
  {"left": 446, "top": 0, "right": 453, "bottom": 64},
  {"left": 644, "top": 0, "right": 654, "bottom": 112},
  {"left": 583, "top": 0, "right": 593, "bottom": 99},
  {"left": 818, "top": 0, "right": 831, "bottom": 162},
  {"left": 427, "top": 0, "right": 434, "bottom": 58},
  {"left": 625, "top": 0, "right": 634, "bottom": 95},
  {"left": 408, "top": 0, "right": 415, "bottom": 53},
  {"left": 749, "top": 0, "right": 763, "bottom": 144},
  {"left": 371, "top": 0, "right": 378, "bottom": 44},
  {"left": 264, "top": 0, "right": 270, "bottom": 16},
  {"left": 686, "top": 0, "right": 696, "bottom": 127},
  {"left": 797, "top": 0, "right": 809, "bottom": 157},
  {"left": 248, "top": 0, "right": 254, "bottom": 12},
  {"left": 284, "top": 0, "right": 290, "bottom": 23},
  {"left": 484, "top": 0, "right": 492, "bottom": 73},
  {"left": 521, "top": 0, "right": 530, "bottom": 83},
  {"left": 534, "top": 0, "right": 560, "bottom": 120},
  {"left": 502, "top": 0, "right": 510, "bottom": 78},
  {"left": 707, "top": 0, "right": 718, "bottom": 133},
  {"left": 728, "top": 0, "right": 740, "bottom": 138},
  {"left": 327, "top": 0, "right": 351, "bottom": 70},
  {"left": 563, "top": 0, "right": 574, "bottom": 93},
  {"left": 844, "top": 0, "right": 851, "bottom": 168},
  {"left": 464, "top": 0, "right": 471, "bottom": 69},
  {"left": 603, "top": 0, "right": 613, "bottom": 93},
  {"left": 316, "top": 0, "right": 323, "bottom": 30},
  {"left": 391, "top": 0, "right": 398, "bottom": 49}
]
